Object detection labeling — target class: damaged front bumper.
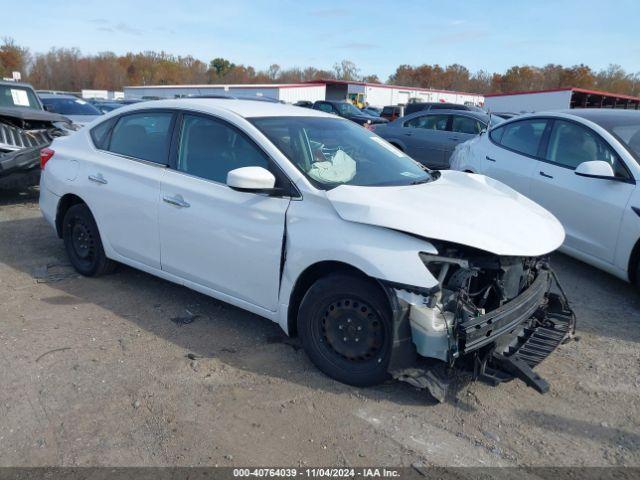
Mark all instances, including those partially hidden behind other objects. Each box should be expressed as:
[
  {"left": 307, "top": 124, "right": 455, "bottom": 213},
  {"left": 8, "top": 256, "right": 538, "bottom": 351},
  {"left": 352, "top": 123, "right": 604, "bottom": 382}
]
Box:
[{"left": 384, "top": 267, "right": 576, "bottom": 401}]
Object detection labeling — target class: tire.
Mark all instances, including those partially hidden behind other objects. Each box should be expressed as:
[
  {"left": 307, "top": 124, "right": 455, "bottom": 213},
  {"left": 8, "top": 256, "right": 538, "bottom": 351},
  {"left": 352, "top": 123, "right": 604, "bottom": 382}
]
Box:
[
  {"left": 62, "top": 203, "right": 116, "bottom": 277},
  {"left": 297, "top": 273, "right": 392, "bottom": 387},
  {"left": 635, "top": 260, "right": 640, "bottom": 289}
]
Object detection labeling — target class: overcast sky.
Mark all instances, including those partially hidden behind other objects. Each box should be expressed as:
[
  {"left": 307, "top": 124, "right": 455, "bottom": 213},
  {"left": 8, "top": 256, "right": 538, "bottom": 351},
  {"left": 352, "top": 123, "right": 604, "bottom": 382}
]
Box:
[{"left": 5, "top": 0, "right": 639, "bottom": 80}]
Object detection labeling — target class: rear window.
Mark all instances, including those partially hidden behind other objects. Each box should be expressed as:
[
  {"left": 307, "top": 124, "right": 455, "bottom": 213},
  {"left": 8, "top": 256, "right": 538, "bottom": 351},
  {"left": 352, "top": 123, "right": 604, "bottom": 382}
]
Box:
[{"left": 0, "top": 85, "right": 41, "bottom": 110}]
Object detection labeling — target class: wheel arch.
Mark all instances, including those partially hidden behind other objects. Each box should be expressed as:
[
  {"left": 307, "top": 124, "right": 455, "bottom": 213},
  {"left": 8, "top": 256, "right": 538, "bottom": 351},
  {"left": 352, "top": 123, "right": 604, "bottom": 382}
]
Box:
[
  {"left": 55, "top": 193, "right": 87, "bottom": 238},
  {"left": 286, "top": 261, "right": 390, "bottom": 337},
  {"left": 628, "top": 236, "right": 640, "bottom": 284}
]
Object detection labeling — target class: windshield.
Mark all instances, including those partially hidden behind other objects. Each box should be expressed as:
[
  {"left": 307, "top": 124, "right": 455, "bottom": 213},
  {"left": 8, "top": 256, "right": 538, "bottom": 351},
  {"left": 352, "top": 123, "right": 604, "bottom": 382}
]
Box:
[
  {"left": 251, "top": 117, "right": 435, "bottom": 190},
  {"left": 0, "top": 85, "right": 41, "bottom": 110},
  {"left": 41, "top": 97, "right": 101, "bottom": 115},
  {"left": 337, "top": 103, "right": 362, "bottom": 116}
]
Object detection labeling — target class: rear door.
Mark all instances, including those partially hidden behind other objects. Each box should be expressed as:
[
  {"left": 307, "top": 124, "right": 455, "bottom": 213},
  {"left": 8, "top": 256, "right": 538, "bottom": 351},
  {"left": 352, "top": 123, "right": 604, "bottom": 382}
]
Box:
[
  {"left": 482, "top": 118, "right": 549, "bottom": 196},
  {"left": 400, "top": 113, "right": 451, "bottom": 168},
  {"left": 528, "top": 119, "right": 635, "bottom": 262},
  {"left": 158, "top": 112, "right": 291, "bottom": 311},
  {"left": 85, "top": 110, "right": 174, "bottom": 269}
]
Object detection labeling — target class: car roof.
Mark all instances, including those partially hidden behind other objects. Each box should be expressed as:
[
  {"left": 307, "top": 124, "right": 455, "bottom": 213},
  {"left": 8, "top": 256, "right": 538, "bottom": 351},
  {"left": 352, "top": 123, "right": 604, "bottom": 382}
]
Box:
[
  {"left": 39, "top": 94, "right": 79, "bottom": 100},
  {"left": 0, "top": 80, "right": 35, "bottom": 89},
  {"left": 401, "top": 108, "right": 489, "bottom": 120},
  {"left": 122, "top": 98, "right": 334, "bottom": 119},
  {"left": 558, "top": 108, "right": 640, "bottom": 122}
]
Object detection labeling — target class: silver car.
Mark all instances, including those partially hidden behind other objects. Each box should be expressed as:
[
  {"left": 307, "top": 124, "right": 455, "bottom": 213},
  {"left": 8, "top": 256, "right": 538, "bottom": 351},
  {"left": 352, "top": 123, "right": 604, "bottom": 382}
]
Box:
[{"left": 371, "top": 109, "right": 502, "bottom": 169}]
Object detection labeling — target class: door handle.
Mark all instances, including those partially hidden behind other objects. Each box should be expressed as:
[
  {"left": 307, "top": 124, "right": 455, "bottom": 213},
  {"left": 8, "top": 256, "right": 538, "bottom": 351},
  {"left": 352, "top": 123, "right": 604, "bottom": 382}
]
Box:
[
  {"left": 163, "top": 194, "right": 190, "bottom": 208},
  {"left": 485, "top": 156, "right": 496, "bottom": 162},
  {"left": 539, "top": 171, "right": 554, "bottom": 179},
  {"left": 88, "top": 174, "right": 107, "bottom": 185}
]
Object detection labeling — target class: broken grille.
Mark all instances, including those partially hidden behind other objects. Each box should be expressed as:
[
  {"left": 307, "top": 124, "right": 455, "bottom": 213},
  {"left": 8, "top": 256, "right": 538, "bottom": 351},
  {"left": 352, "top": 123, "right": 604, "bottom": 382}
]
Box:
[{"left": 0, "top": 123, "right": 53, "bottom": 152}]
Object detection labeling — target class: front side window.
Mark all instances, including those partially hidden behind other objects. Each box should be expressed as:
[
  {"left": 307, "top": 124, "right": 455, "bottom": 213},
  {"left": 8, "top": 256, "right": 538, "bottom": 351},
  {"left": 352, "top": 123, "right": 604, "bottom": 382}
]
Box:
[
  {"left": 404, "top": 114, "right": 449, "bottom": 131},
  {"left": 251, "top": 116, "right": 435, "bottom": 190},
  {"left": 493, "top": 119, "right": 547, "bottom": 157},
  {"left": 108, "top": 112, "right": 173, "bottom": 163},
  {"left": 451, "top": 115, "right": 483, "bottom": 134},
  {"left": 546, "top": 120, "right": 628, "bottom": 178},
  {"left": 177, "top": 114, "right": 270, "bottom": 184}
]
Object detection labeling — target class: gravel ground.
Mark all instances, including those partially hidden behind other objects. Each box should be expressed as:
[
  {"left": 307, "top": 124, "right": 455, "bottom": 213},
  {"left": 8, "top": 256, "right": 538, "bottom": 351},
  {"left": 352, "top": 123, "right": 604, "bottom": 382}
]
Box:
[{"left": 1, "top": 189, "right": 639, "bottom": 467}]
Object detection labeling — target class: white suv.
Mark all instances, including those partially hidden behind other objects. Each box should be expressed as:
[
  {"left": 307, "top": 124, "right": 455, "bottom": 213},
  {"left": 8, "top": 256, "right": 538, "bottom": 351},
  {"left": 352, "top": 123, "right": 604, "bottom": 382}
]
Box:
[{"left": 39, "top": 99, "right": 574, "bottom": 398}]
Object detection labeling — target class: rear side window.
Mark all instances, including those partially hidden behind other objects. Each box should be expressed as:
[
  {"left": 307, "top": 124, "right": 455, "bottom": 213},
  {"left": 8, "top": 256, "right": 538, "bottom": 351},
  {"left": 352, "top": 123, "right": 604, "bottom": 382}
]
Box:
[
  {"left": 404, "top": 114, "right": 449, "bottom": 131},
  {"left": 491, "top": 119, "right": 547, "bottom": 157},
  {"left": 108, "top": 112, "right": 173, "bottom": 164},
  {"left": 315, "top": 103, "right": 334, "bottom": 114},
  {"left": 177, "top": 114, "right": 270, "bottom": 184},
  {"left": 90, "top": 117, "right": 117, "bottom": 149}
]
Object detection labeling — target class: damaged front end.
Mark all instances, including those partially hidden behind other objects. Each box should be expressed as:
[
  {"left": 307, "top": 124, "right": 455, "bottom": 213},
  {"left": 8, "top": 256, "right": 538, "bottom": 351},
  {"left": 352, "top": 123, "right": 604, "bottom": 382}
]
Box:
[
  {"left": 0, "top": 109, "right": 75, "bottom": 189},
  {"left": 385, "top": 242, "right": 575, "bottom": 401}
]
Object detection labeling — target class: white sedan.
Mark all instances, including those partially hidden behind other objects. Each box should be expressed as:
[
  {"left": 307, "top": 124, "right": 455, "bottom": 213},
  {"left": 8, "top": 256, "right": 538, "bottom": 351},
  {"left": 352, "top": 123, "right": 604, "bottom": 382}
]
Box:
[
  {"left": 39, "top": 99, "right": 574, "bottom": 398},
  {"left": 451, "top": 109, "right": 640, "bottom": 287}
]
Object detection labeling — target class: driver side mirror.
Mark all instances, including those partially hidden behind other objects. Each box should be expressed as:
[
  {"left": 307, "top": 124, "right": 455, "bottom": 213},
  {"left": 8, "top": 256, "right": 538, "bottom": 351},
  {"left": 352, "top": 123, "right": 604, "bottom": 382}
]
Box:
[
  {"left": 227, "top": 166, "right": 277, "bottom": 192},
  {"left": 575, "top": 161, "right": 615, "bottom": 180}
]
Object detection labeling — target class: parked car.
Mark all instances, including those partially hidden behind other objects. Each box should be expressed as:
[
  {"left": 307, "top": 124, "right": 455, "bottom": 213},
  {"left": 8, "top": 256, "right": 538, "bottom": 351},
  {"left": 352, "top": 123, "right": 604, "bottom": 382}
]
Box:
[
  {"left": 450, "top": 109, "right": 640, "bottom": 286},
  {"left": 39, "top": 94, "right": 102, "bottom": 126},
  {"left": 491, "top": 112, "right": 519, "bottom": 120},
  {"left": 370, "top": 109, "right": 501, "bottom": 169},
  {"left": 40, "top": 99, "right": 574, "bottom": 400},
  {"left": 294, "top": 100, "right": 314, "bottom": 108},
  {"left": 88, "top": 100, "right": 125, "bottom": 114},
  {"left": 380, "top": 105, "right": 402, "bottom": 121},
  {"left": 312, "top": 100, "right": 388, "bottom": 126},
  {"left": 0, "top": 80, "right": 76, "bottom": 189},
  {"left": 404, "top": 102, "right": 480, "bottom": 116},
  {"left": 362, "top": 106, "right": 381, "bottom": 117}
]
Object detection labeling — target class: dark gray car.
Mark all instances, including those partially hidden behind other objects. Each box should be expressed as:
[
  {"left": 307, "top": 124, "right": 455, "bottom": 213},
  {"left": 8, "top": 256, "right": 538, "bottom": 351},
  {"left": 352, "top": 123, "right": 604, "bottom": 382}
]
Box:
[{"left": 371, "top": 109, "right": 502, "bottom": 169}]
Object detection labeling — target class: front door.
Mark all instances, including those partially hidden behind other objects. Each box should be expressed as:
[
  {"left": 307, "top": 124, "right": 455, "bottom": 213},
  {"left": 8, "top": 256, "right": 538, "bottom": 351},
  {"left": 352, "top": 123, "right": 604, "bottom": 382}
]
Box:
[
  {"left": 528, "top": 119, "right": 635, "bottom": 263},
  {"left": 158, "top": 113, "right": 290, "bottom": 311}
]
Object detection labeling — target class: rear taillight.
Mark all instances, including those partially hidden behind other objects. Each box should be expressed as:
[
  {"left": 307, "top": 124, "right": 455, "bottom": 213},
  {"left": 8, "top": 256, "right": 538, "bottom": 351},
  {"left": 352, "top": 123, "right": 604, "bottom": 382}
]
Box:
[{"left": 40, "top": 148, "right": 55, "bottom": 169}]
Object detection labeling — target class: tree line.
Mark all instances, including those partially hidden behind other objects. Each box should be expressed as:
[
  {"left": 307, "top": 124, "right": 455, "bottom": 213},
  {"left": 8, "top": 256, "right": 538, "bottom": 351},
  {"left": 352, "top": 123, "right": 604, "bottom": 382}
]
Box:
[{"left": 1, "top": 38, "right": 639, "bottom": 97}]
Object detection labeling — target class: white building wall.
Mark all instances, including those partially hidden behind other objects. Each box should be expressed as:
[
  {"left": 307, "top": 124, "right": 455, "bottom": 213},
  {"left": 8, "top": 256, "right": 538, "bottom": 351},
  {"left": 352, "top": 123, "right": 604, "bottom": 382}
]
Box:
[
  {"left": 484, "top": 90, "right": 572, "bottom": 113},
  {"left": 361, "top": 85, "right": 483, "bottom": 107},
  {"left": 277, "top": 85, "right": 326, "bottom": 103}
]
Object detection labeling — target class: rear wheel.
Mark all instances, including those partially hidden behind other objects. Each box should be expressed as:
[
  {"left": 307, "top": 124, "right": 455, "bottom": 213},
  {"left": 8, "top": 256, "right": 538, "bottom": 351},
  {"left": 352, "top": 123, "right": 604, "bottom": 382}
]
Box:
[
  {"left": 297, "top": 273, "right": 392, "bottom": 387},
  {"left": 635, "top": 260, "right": 640, "bottom": 289},
  {"left": 62, "top": 203, "right": 116, "bottom": 276}
]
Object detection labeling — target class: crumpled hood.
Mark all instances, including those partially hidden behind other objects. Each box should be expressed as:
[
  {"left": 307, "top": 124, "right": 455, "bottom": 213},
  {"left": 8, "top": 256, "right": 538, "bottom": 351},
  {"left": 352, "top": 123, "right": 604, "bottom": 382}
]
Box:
[
  {"left": 326, "top": 170, "right": 565, "bottom": 257},
  {"left": 0, "top": 106, "right": 71, "bottom": 124}
]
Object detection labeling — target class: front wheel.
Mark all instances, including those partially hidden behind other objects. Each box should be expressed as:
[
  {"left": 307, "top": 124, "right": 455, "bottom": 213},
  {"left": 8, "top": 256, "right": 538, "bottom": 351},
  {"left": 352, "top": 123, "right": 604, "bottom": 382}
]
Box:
[
  {"left": 297, "top": 273, "right": 392, "bottom": 387},
  {"left": 62, "top": 203, "right": 116, "bottom": 277}
]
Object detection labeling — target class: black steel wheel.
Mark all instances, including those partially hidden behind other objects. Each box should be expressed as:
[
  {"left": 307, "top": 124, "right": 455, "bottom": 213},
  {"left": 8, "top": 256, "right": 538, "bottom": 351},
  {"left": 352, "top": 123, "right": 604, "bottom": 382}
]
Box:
[
  {"left": 298, "top": 273, "right": 392, "bottom": 387},
  {"left": 63, "top": 203, "right": 116, "bottom": 277}
]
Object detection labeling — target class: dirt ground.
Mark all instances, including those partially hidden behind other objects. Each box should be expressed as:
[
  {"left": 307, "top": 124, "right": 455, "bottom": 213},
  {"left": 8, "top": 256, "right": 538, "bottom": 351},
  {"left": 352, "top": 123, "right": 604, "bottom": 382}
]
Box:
[{"left": 1, "top": 188, "right": 639, "bottom": 468}]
